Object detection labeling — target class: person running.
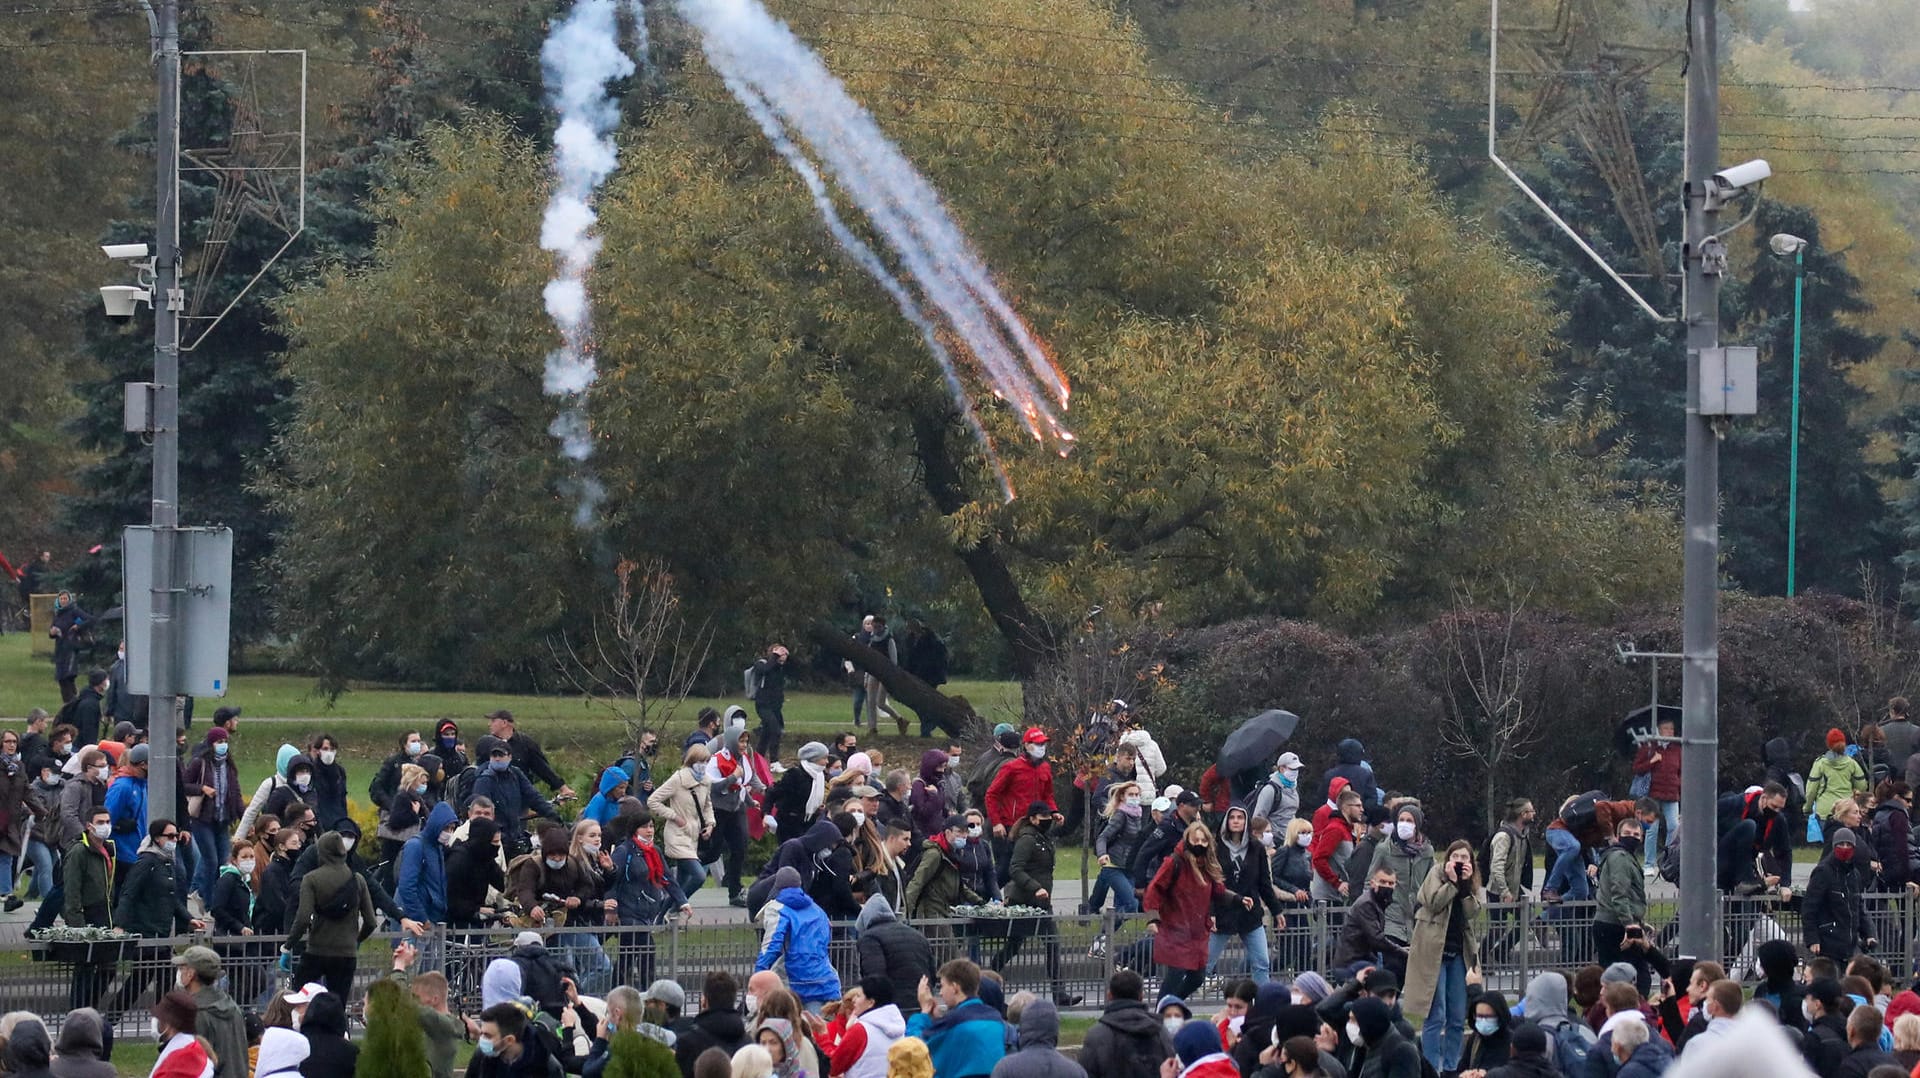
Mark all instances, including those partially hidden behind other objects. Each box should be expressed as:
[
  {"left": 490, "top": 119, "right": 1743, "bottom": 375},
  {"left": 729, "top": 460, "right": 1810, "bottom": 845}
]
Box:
[
  {"left": 1145, "top": 820, "right": 1229, "bottom": 1001},
  {"left": 992, "top": 801, "right": 1082, "bottom": 1007}
]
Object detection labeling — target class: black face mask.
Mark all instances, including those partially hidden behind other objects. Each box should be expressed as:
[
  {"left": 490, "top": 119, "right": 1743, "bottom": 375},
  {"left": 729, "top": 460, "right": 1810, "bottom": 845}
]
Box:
[
  {"left": 1185, "top": 841, "right": 1208, "bottom": 857},
  {"left": 1372, "top": 886, "right": 1395, "bottom": 906},
  {"left": 1032, "top": 819, "right": 1052, "bottom": 835},
  {"left": 1618, "top": 836, "right": 1642, "bottom": 855}
]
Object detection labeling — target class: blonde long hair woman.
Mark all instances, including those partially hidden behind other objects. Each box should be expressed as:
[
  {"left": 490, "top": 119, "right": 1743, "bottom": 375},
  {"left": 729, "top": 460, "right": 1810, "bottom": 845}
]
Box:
[
  {"left": 1144, "top": 818, "right": 1230, "bottom": 999},
  {"left": 1090, "top": 781, "right": 1146, "bottom": 914}
]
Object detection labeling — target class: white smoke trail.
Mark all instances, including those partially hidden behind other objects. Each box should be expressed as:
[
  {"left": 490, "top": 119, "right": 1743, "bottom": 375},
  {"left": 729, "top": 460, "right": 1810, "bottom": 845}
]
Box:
[
  {"left": 675, "top": 0, "right": 1074, "bottom": 475},
  {"left": 540, "top": 0, "right": 635, "bottom": 510}
]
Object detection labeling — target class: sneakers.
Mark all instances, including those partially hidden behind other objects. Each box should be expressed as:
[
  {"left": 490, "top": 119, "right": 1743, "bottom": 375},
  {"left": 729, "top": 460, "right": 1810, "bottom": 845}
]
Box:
[
  {"left": 1087, "top": 935, "right": 1107, "bottom": 959},
  {"left": 2, "top": 895, "right": 21, "bottom": 913},
  {"left": 1541, "top": 888, "right": 1563, "bottom": 905},
  {"left": 1053, "top": 991, "right": 1084, "bottom": 1007},
  {"left": 729, "top": 894, "right": 748, "bottom": 908},
  {"left": 1643, "top": 865, "right": 1658, "bottom": 878}
]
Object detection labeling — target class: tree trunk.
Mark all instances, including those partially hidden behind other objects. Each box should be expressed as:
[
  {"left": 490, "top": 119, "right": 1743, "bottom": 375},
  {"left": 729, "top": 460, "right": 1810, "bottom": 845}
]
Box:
[
  {"left": 807, "top": 624, "right": 982, "bottom": 738},
  {"left": 908, "top": 406, "right": 1058, "bottom": 679}
]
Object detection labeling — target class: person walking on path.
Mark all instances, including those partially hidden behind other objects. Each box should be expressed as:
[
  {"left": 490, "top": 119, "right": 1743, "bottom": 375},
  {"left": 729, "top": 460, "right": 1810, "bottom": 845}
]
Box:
[
  {"left": 1208, "top": 806, "right": 1282, "bottom": 985},
  {"left": 992, "top": 802, "right": 1082, "bottom": 1007},
  {"left": 650, "top": 742, "right": 717, "bottom": 899},
  {"left": 1368, "top": 803, "right": 1433, "bottom": 953},
  {"left": 1403, "top": 840, "right": 1484, "bottom": 1075},
  {"left": 1145, "top": 820, "right": 1229, "bottom": 1001},
  {"left": 1803, "top": 827, "right": 1874, "bottom": 964},
  {"left": 751, "top": 645, "right": 791, "bottom": 762}
]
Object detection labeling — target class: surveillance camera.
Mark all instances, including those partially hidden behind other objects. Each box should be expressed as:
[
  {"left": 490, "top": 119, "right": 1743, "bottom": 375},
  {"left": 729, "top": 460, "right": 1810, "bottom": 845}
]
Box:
[
  {"left": 1711, "top": 160, "right": 1772, "bottom": 194},
  {"left": 99, "top": 285, "right": 150, "bottom": 321},
  {"left": 100, "top": 243, "right": 150, "bottom": 260}
]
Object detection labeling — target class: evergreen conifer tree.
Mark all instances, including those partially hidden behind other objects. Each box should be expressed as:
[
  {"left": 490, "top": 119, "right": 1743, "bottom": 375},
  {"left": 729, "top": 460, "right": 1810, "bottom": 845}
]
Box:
[{"left": 354, "top": 979, "right": 431, "bottom": 1078}]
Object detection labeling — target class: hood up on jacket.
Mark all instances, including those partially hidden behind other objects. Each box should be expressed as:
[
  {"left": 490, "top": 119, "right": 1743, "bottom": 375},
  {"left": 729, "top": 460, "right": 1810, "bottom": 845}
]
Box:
[
  {"left": 255, "top": 1027, "right": 311, "bottom": 1075},
  {"left": 777, "top": 886, "right": 816, "bottom": 910},
  {"left": 303, "top": 990, "right": 350, "bottom": 1036},
  {"left": 54, "top": 1008, "right": 107, "bottom": 1058},
  {"left": 919, "top": 750, "right": 949, "bottom": 784},
  {"left": 1519, "top": 972, "right": 1570, "bottom": 1023},
  {"left": 861, "top": 1003, "right": 907, "bottom": 1040},
  {"left": 482, "top": 958, "right": 523, "bottom": 1009},
  {"left": 315, "top": 830, "right": 349, "bottom": 864},
  {"left": 285, "top": 752, "right": 315, "bottom": 782},
  {"left": 276, "top": 743, "right": 300, "bottom": 776},
  {"left": 856, "top": 893, "right": 897, "bottom": 933},
  {"left": 423, "top": 800, "right": 458, "bottom": 837},
  {"left": 598, "top": 768, "right": 628, "bottom": 797},
  {"left": 4, "top": 1017, "right": 51, "bottom": 1070},
  {"left": 801, "top": 818, "right": 844, "bottom": 854},
  {"left": 1335, "top": 739, "right": 1366, "bottom": 765},
  {"left": 1017, "top": 999, "right": 1061, "bottom": 1050},
  {"left": 1764, "top": 737, "right": 1794, "bottom": 770}
]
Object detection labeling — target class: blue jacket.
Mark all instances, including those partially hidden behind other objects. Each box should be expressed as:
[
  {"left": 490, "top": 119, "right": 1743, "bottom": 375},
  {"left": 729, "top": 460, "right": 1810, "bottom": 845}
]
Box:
[
  {"left": 906, "top": 998, "right": 1007, "bottom": 1078},
  {"left": 754, "top": 887, "right": 841, "bottom": 1002},
  {"left": 583, "top": 769, "right": 626, "bottom": 827},
  {"left": 397, "top": 802, "right": 455, "bottom": 923},
  {"left": 610, "top": 839, "right": 688, "bottom": 925},
  {"left": 104, "top": 775, "right": 148, "bottom": 866},
  {"left": 470, "top": 763, "right": 556, "bottom": 838}
]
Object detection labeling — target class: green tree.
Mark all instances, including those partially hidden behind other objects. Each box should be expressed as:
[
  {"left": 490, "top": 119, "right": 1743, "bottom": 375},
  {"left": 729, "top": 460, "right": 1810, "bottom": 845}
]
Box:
[
  {"left": 604, "top": 1031, "right": 679, "bottom": 1078},
  {"left": 355, "top": 979, "right": 431, "bottom": 1078}
]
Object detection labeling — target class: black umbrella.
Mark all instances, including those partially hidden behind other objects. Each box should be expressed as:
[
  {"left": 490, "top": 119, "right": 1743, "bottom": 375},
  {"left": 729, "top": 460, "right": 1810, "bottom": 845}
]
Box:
[
  {"left": 1614, "top": 703, "right": 1683, "bottom": 758},
  {"left": 1218, "top": 709, "right": 1301, "bottom": 774}
]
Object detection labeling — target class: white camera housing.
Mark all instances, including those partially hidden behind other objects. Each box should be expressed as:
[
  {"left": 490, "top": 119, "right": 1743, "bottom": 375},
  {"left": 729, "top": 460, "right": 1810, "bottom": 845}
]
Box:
[
  {"left": 101, "top": 243, "right": 151, "bottom": 260},
  {"left": 100, "top": 285, "right": 151, "bottom": 320},
  {"left": 1711, "top": 160, "right": 1772, "bottom": 194}
]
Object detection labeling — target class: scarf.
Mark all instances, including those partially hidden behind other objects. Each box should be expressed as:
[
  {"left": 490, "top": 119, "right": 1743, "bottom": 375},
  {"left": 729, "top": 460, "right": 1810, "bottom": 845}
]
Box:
[
  {"left": 1118, "top": 801, "right": 1142, "bottom": 818},
  {"left": 802, "top": 761, "right": 827, "bottom": 818},
  {"left": 758, "top": 1018, "right": 809, "bottom": 1078},
  {"left": 634, "top": 837, "right": 669, "bottom": 887}
]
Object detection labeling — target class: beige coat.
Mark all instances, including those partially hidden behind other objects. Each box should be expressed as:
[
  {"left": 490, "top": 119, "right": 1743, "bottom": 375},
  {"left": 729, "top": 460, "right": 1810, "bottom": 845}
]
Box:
[
  {"left": 1402, "top": 860, "right": 1485, "bottom": 1020},
  {"left": 646, "top": 766, "right": 715, "bottom": 861}
]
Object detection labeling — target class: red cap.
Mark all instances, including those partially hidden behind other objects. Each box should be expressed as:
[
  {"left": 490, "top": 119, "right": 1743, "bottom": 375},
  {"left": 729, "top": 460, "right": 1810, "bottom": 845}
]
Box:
[{"left": 1023, "top": 727, "right": 1049, "bottom": 745}]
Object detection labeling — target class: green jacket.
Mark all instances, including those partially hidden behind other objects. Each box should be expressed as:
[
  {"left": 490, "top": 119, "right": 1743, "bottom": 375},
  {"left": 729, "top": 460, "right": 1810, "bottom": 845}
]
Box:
[
  {"left": 1005, "top": 825, "right": 1056, "bottom": 908},
  {"left": 1809, "top": 752, "right": 1868, "bottom": 819},
  {"left": 903, "top": 838, "right": 981, "bottom": 920},
  {"left": 114, "top": 846, "right": 192, "bottom": 938},
  {"left": 190, "top": 983, "right": 250, "bottom": 1078},
  {"left": 62, "top": 834, "right": 116, "bottom": 928},
  {"left": 1369, "top": 839, "right": 1434, "bottom": 943},
  {"left": 287, "top": 831, "right": 377, "bottom": 957},
  {"left": 389, "top": 970, "right": 466, "bottom": 1078},
  {"left": 1594, "top": 845, "right": 1647, "bottom": 926}
]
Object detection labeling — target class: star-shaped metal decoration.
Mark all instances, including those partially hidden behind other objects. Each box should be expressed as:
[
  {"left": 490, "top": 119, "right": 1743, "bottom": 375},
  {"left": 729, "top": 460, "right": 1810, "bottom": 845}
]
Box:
[
  {"left": 1502, "top": 0, "right": 1680, "bottom": 285},
  {"left": 177, "top": 54, "right": 306, "bottom": 349}
]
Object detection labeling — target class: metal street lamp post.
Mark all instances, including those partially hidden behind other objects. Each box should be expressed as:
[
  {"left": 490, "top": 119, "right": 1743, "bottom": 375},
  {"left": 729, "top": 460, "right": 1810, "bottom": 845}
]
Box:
[{"left": 1771, "top": 232, "right": 1809, "bottom": 596}]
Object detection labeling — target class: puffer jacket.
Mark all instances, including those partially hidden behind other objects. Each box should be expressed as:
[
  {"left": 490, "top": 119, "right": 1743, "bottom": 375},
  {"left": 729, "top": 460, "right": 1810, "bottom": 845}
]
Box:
[
  {"left": 1005, "top": 823, "right": 1057, "bottom": 908},
  {"left": 56, "top": 774, "right": 107, "bottom": 852},
  {"left": 1272, "top": 838, "right": 1313, "bottom": 901},
  {"left": 1096, "top": 808, "right": 1146, "bottom": 870},
  {"left": 114, "top": 842, "right": 192, "bottom": 938},
  {"left": 755, "top": 887, "right": 841, "bottom": 1002},
  {"left": 904, "top": 835, "right": 984, "bottom": 919},
  {"left": 856, "top": 894, "right": 934, "bottom": 990},
  {"left": 647, "top": 765, "right": 715, "bottom": 862},
  {"left": 1809, "top": 750, "right": 1868, "bottom": 819}
]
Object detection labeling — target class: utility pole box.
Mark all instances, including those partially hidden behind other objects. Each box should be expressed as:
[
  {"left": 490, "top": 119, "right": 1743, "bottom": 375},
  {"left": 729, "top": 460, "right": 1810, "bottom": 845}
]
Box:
[
  {"left": 123, "top": 525, "right": 232, "bottom": 697},
  {"left": 1697, "top": 346, "right": 1758, "bottom": 416},
  {"left": 123, "top": 382, "right": 157, "bottom": 434}
]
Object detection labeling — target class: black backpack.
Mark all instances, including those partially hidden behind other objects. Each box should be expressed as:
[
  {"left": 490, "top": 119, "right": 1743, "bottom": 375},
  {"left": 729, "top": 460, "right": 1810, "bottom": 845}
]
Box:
[{"left": 1560, "top": 791, "right": 1604, "bottom": 833}]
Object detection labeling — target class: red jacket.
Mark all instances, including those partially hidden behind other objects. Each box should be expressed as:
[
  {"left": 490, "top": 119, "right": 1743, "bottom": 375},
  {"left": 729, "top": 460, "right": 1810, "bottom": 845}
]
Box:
[
  {"left": 1546, "top": 799, "right": 1638, "bottom": 849},
  {"left": 1310, "top": 814, "right": 1355, "bottom": 886},
  {"left": 1145, "top": 853, "right": 1226, "bottom": 971},
  {"left": 1632, "top": 743, "right": 1682, "bottom": 802},
  {"left": 985, "top": 756, "right": 1057, "bottom": 829},
  {"left": 1199, "top": 766, "right": 1233, "bottom": 814}
]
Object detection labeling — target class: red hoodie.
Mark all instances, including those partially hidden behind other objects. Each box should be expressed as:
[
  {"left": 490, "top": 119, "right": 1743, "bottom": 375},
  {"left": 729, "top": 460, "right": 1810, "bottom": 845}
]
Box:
[{"left": 1310, "top": 812, "right": 1356, "bottom": 886}]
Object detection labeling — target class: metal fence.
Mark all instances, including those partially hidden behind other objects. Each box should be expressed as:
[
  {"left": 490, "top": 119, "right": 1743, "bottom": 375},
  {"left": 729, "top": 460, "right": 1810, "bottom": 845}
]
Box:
[{"left": 11, "top": 892, "right": 1917, "bottom": 1035}]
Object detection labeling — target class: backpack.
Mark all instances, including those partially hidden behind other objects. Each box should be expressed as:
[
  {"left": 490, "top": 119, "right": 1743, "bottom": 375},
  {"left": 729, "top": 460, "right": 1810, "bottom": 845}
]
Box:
[
  {"left": 1239, "top": 776, "right": 1284, "bottom": 819},
  {"left": 451, "top": 765, "right": 481, "bottom": 812},
  {"left": 1546, "top": 1018, "right": 1596, "bottom": 1068},
  {"left": 316, "top": 872, "right": 362, "bottom": 919},
  {"left": 744, "top": 663, "right": 763, "bottom": 701},
  {"left": 1560, "top": 791, "right": 1603, "bottom": 833},
  {"left": 1657, "top": 826, "right": 1681, "bottom": 884}
]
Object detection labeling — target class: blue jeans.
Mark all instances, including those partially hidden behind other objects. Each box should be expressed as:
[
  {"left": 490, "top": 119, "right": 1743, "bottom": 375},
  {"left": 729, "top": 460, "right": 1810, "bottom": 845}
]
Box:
[
  {"left": 1544, "top": 829, "right": 1590, "bottom": 898},
  {"left": 190, "top": 821, "right": 227, "bottom": 899},
  {"left": 1205, "top": 927, "right": 1272, "bottom": 984},
  {"left": 1086, "top": 866, "right": 1138, "bottom": 914},
  {"left": 22, "top": 838, "right": 54, "bottom": 900},
  {"left": 1645, "top": 800, "right": 1679, "bottom": 869},
  {"left": 555, "top": 929, "right": 613, "bottom": 995},
  {"left": 0, "top": 852, "right": 13, "bottom": 896},
  {"left": 674, "top": 857, "right": 706, "bottom": 898},
  {"left": 1421, "top": 954, "right": 1468, "bottom": 1072}
]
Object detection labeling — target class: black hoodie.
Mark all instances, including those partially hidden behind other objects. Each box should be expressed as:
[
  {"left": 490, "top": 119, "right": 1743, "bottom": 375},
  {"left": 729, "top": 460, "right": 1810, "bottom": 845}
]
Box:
[
  {"left": 1459, "top": 988, "right": 1514, "bottom": 1072},
  {"left": 1077, "top": 998, "right": 1173, "bottom": 1078},
  {"left": 300, "top": 992, "right": 360, "bottom": 1078},
  {"left": 3, "top": 1018, "right": 54, "bottom": 1078},
  {"left": 672, "top": 1009, "right": 749, "bottom": 1078}
]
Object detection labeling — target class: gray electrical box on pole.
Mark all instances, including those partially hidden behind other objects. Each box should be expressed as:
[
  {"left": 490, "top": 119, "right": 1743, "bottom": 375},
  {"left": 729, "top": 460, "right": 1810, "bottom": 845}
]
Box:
[{"left": 123, "top": 526, "right": 233, "bottom": 698}]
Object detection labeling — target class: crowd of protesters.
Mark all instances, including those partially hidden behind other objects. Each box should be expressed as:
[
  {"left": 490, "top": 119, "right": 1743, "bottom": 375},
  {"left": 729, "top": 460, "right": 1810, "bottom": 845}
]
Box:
[{"left": 13, "top": 637, "right": 1920, "bottom": 1078}]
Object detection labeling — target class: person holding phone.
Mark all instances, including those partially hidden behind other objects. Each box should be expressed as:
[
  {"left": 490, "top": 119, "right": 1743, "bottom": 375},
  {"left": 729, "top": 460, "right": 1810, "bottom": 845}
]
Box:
[
  {"left": 1403, "top": 840, "right": 1484, "bottom": 1075},
  {"left": 1594, "top": 817, "right": 1648, "bottom": 967}
]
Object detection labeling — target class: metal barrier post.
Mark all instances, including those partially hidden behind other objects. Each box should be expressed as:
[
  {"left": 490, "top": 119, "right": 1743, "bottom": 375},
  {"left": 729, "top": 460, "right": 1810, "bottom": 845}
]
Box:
[
  {"left": 1517, "top": 899, "right": 1531, "bottom": 993},
  {"left": 1102, "top": 910, "right": 1116, "bottom": 988}
]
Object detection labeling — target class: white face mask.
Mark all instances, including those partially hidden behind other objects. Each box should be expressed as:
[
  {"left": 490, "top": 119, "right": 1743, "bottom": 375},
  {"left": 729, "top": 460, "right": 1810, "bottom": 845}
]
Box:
[
  {"left": 1395, "top": 820, "right": 1416, "bottom": 841},
  {"left": 967, "top": 825, "right": 982, "bottom": 837},
  {"left": 1125, "top": 796, "right": 1142, "bottom": 808},
  {"left": 1026, "top": 745, "right": 1046, "bottom": 761},
  {"left": 238, "top": 859, "right": 257, "bottom": 874},
  {"left": 850, "top": 810, "right": 867, "bottom": 826},
  {"left": 319, "top": 750, "right": 337, "bottom": 765},
  {"left": 1259, "top": 832, "right": 1276, "bottom": 849},
  {"left": 1346, "top": 1021, "right": 1363, "bottom": 1045},
  {"left": 294, "top": 775, "right": 312, "bottom": 790},
  {"left": 93, "top": 766, "right": 110, "bottom": 782},
  {"left": 546, "top": 857, "right": 568, "bottom": 869},
  {"left": 92, "top": 823, "right": 113, "bottom": 840},
  {"left": 1377, "top": 822, "right": 1392, "bottom": 836},
  {"left": 439, "top": 830, "right": 456, "bottom": 847},
  {"left": 1298, "top": 832, "right": 1314, "bottom": 847},
  {"left": 341, "top": 837, "right": 356, "bottom": 853},
  {"left": 407, "top": 741, "right": 424, "bottom": 756},
  {"left": 745, "top": 994, "right": 760, "bottom": 1016},
  {"left": 583, "top": 843, "right": 601, "bottom": 857},
  {"left": 1163, "top": 1016, "right": 1185, "bottom": 1035}
]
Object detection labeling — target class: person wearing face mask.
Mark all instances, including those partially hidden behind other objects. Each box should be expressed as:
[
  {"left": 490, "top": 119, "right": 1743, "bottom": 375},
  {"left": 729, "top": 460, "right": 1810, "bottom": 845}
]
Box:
[
  {"left": 991, "top": 802, "right": 1083, "bottom": 1007},
  {"left": 1592, "top": 818, "right": 1649, "bottom": 968},
  {"left": 472, "top": 736, "right": 560, "bottom": 860},
  {"left": 147, "top": 991, "right": 213, "bottom": 1078},
  {"left": 767, "top": 741, "right": 833, "bottom": 835},
  {"left": 210, "top": 838, "right": 270, "bottom": 1004},
  {"left": 1366, "top": 804, "right": 1433, "bottom": 955},
  {"left": 649, "top": 743, "right": 718, "bottom": 900},
  {"left": 1207, "top": 807, "right": 1282, "bottom": 986},
  {"left": 285, "top": 816, "right": 418, "bottom": 937},
  {"left": 398, "top": 801, "right": 459, "bottom": 947},
  {"left": 255, "top": 824, "right": 306, "bottom": 939},
  {"left": 1268, "top": 818, "right": 1315, "bottom": 975},
  {"left": 912, "top": 751, "right": 956, "bottom": 843},
  {"left": 1403, "top": 840, "right": 1484, "bottom": 1073},
  {"left": 235, "top": 743, "right": 302, "bottom": 843},
  {"left": 906, "top": 816, "right": 987, "bottom": 924},
  {"left": 62, "top": 807, "right": 119, "bottom": 1009},
  {"left": 170, "top": 945, "right": 248, "bottom": 1078},
  {"left": 985, "top": 730, "right": 1062, "bottom": 884},
  {"left": 1250, "top": 753, "right": 1305, "bottom": 836},
  {"left": 284, "top": 829, "right": 378, "bottom": 998},
  {"left": 706, "top": 714, "right": 769, "bottom": 908},
  {"left": 303, "top": 734, "right": 351, "bottom": 831},
  {"left": 70, "top": 669, "right": 109, "bottom": 748},
  {"left": 1804, "top": 827, "right": 1875, "bottom": 964},
  {"left": 1145, "top": 820, "right": 1229, "bottom": 1002},
  {"left": 1088, "top": 782, "right": 1148, "bottom": 917},
  {"left": 114, "top": 819, "right": 207, "bottom": 1012},
  {"left": 368, "top": 730, "right": 428, "bottom": 814},
  {"left": 17, "top": 751, "right": 66, "bottom": 914},
  {"left": 1332, "top": 869, "right": 1407, "bottom": 978},
  {"left": 1454, "top": 991, "right": 1513, "bottom": 1077},
  {"left": 182, "top": 726, "right": 243, "bottom": 902},
  {"left": 1344, "top": 996, "right": 1418, "bottom": 1078},
  {"left": 376, "top": 762, "right": 433, "bottom": 882},
  {"left": 261, "top": 752, "right": 318, "bottom": 829}
]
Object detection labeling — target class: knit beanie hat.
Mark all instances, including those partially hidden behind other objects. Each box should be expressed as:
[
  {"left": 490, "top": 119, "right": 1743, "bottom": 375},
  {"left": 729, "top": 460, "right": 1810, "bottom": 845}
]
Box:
[
  {"left": 1351, "top": 998, "right": 1393, "bottom": 1044},
  {"left": 1829, "top": 728, "right": 1848, "bottom": 750}
]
